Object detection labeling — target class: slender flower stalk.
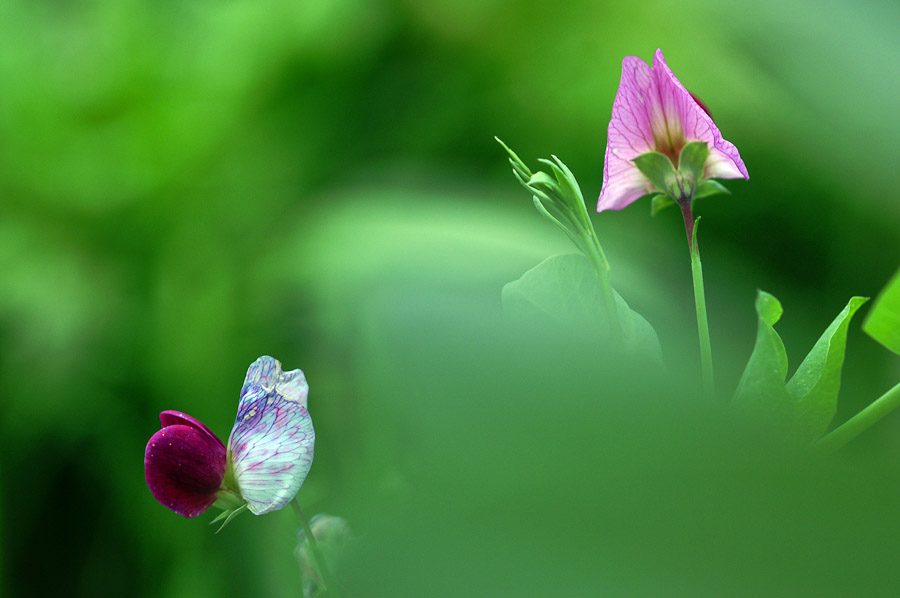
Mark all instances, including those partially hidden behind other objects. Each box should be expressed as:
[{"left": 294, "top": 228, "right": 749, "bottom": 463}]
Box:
[
  {"left": 815, "top": 381, "right": 900, "bottom": 453},
  {"left": 682, "top": 208, "right": 715, "bottom": 398},
  {"left": 293, "top": 499, "right": 341, "bottom": 597}
]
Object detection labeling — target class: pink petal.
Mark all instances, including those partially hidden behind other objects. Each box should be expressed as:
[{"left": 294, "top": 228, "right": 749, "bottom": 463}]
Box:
[
  {"left": 228, "top": 357, "right": 315, "bottom": 515},
  {"left": 598, "top": 56, "right": 658, "bottom": 212},
  {"left": 652, "top": 49, "right": 748, "bottom": 180},
  {"left": 145, "top": 422, "right": 227, "bottom": 518}
]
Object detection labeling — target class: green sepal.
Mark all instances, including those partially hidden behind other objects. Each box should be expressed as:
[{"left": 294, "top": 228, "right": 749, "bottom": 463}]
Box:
[
  {"left": 733, "top": 290, "right": 868, "bottom": 443},
  {"left": 209, "top": 503, "right": 249, "bottom": 534},
  {"left": 693, "top": 179, "right": 731, "bottom": 201},
  {"left": 650, "top": 194, "right": 676, "bottom": 216},
  {"left": 632, "top": 152, "right": 677, "bottom": 197},
  {"left": 678, "top": 141, "right": 710, "bottom": 184},
  {"left": 863, "top": 267, "right": 900, "bottom": 354}
]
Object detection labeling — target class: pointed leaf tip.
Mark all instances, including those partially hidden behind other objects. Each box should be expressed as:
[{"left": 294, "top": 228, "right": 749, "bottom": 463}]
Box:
[
  {"left": 755, "top": 290, "right": 783, "bottom": 327},
  {"left": 863, "top": 267, "right": 900, "bottom": 354},
  {"left": 788, "top": 296, "right": 868, "bottom": 442},
  {"left": 735, "top": 292, "right": 868, "bottom": 444}
]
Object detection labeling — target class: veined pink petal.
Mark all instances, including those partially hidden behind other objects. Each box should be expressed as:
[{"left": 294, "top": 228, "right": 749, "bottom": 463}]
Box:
[
  {"left": 598, "top": 56, "right": 658, "bottom": 212},
  {"left": 598, "top": 49, "right": 748, "bottom": 212},
  {"left": 652, "top": 49, "right": 748, "bottom": 180},
  {"left": 145, "top": 421, "right": 227, "bottom": 518},
  {"left": 228, "top": 357, "right": 315, "bottom": 515}
]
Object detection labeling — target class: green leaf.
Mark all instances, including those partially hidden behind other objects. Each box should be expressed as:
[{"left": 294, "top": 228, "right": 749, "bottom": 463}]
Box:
[
  {"left": 538, "top": 155, "right": 585, "bottom": 211},
  {"left": 863, "top": 267, "right": 900, "bottom": 354},
  {"left": 632, "top": 152, "right": 677, "bottom": 196},
  {"left": 650, "top": 194, "right": 676, "bottom": 216},
  {"left": 733, "top": 291, "right": 794, "bottom": 433},
  {"left": 526, "top": 171, "right": 560, "bottom": 199},
  {"left": 502, "top": 254, "right": 663, "bottom": 361},
  {"left": 693, "top": 179, "right": 731, "bottom": 201},
  {"left": 495, "top": 136, "right": 533, "bottom": 181},
  {"left": 733, "top": 291, "right": 867, "bottom": 443},
  {"left": 677, "top": 141, "right": 710, "bottom": 184},
  {"left": 787, "top": 296, "right": 868, "bottom": 442}
]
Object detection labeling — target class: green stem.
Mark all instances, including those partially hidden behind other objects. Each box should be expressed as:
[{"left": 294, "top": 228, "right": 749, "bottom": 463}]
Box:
[
  {"left": 572, "top": 204, "right": 621, "bottom": 344},
  {"left": 587, "top": 231, "right": 622, "bottom": 344},
  {"left": 292, "top": 499, "right": 340, "bottom": 597},
  {"left": 681, "top": 204, "right": 714, "bottom": 399},
  {"left": 815, "top": 381, "right": 900, "bottom": 453}
]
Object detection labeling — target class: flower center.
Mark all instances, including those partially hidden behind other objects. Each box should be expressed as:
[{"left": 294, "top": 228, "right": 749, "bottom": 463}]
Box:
[{"left": 653, "top": 127, "right": 686, "bottom": 167}]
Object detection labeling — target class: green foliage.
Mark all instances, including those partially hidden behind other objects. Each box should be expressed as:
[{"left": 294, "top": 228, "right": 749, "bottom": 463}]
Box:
[
  {"left": 496, "top": 138, "right": 598, "bottom": 258},
  {"left": 502, "top": 254, "right": 662, "bottom": 361},
  {"left": 788, "top": 296, "right": 868, "bottom": 441},
  {"left": 2, "top": 0, "right": 899, "bottom": 595},
  {"left": 863, "top": 267, "right": 900, "bottom": 354},
  {"left": 733, "top": 292, "right": 794, "bottom": 431},
  {"left": 734, "top": 291, "right": 867, "bottom": 442}
]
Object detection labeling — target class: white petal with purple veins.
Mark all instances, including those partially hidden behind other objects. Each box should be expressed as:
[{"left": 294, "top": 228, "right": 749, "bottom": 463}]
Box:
[{"left": 228, "top": 357, "right": 315, "bottom": 515}]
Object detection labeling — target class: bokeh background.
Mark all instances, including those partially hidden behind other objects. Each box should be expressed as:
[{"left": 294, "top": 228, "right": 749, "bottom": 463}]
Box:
[{"left": 2, "top": 0, "right": 900, "bottom": 596}]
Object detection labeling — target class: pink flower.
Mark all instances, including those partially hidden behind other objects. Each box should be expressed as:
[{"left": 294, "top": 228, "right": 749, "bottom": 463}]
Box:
[
  {"left": 597, "top": 49, "right": 748, "bottom": 212},
  {"left": 144, "top": 411, "right": 228, "bottom": 518},
  {"left": 145, "top": 356, "right": 315, "bottom": 520}
]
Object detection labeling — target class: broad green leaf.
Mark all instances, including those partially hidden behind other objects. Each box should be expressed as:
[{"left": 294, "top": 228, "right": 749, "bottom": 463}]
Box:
[
  {"left": 787, "top": 296, "right": 868, "bottom": 442},
  {"left": 734, "top": 291, "right": 867, "bottom": 443},
  {"left": 502, "top": 253, "right": 663, "bottom": 362},
  {"left": 863, "top": 267, "right": 900, "bottom": 354},
  {"left": 732, "top": 291, "right": 794, "bottom": 433}
]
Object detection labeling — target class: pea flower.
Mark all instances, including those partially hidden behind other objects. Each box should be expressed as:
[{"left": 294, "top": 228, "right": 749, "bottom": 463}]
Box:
[
  {"left": 597, "top": 49, "right": 748, "bottom": 212},
  {"left": 144, "top": 356, "right": 315, "bottom": 525}
]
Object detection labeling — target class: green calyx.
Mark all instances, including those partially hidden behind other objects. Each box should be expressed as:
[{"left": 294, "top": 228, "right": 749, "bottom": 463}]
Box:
[
  {"left": 210, "top": 462, "right": 248, "bottom": 533},
  {"left": 209, "top": 501, "right": 249, "bottom": 533},
  {"left": 635, "top": 141, "right": 727, "bottom": 210}
]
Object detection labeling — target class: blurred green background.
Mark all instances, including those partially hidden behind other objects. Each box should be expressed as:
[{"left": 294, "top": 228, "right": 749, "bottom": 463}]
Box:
[{"left": 3, "top": 0, "right": 900, "bottom": 596}]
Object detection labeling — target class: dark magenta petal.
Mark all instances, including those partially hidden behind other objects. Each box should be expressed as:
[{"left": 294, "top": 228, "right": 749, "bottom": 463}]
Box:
[
  {"left": 159, "top": 410, "right": 226, "bottom": 451},
  {"left": 145, "top": 424, "right": 227, "bottom": 518}
]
